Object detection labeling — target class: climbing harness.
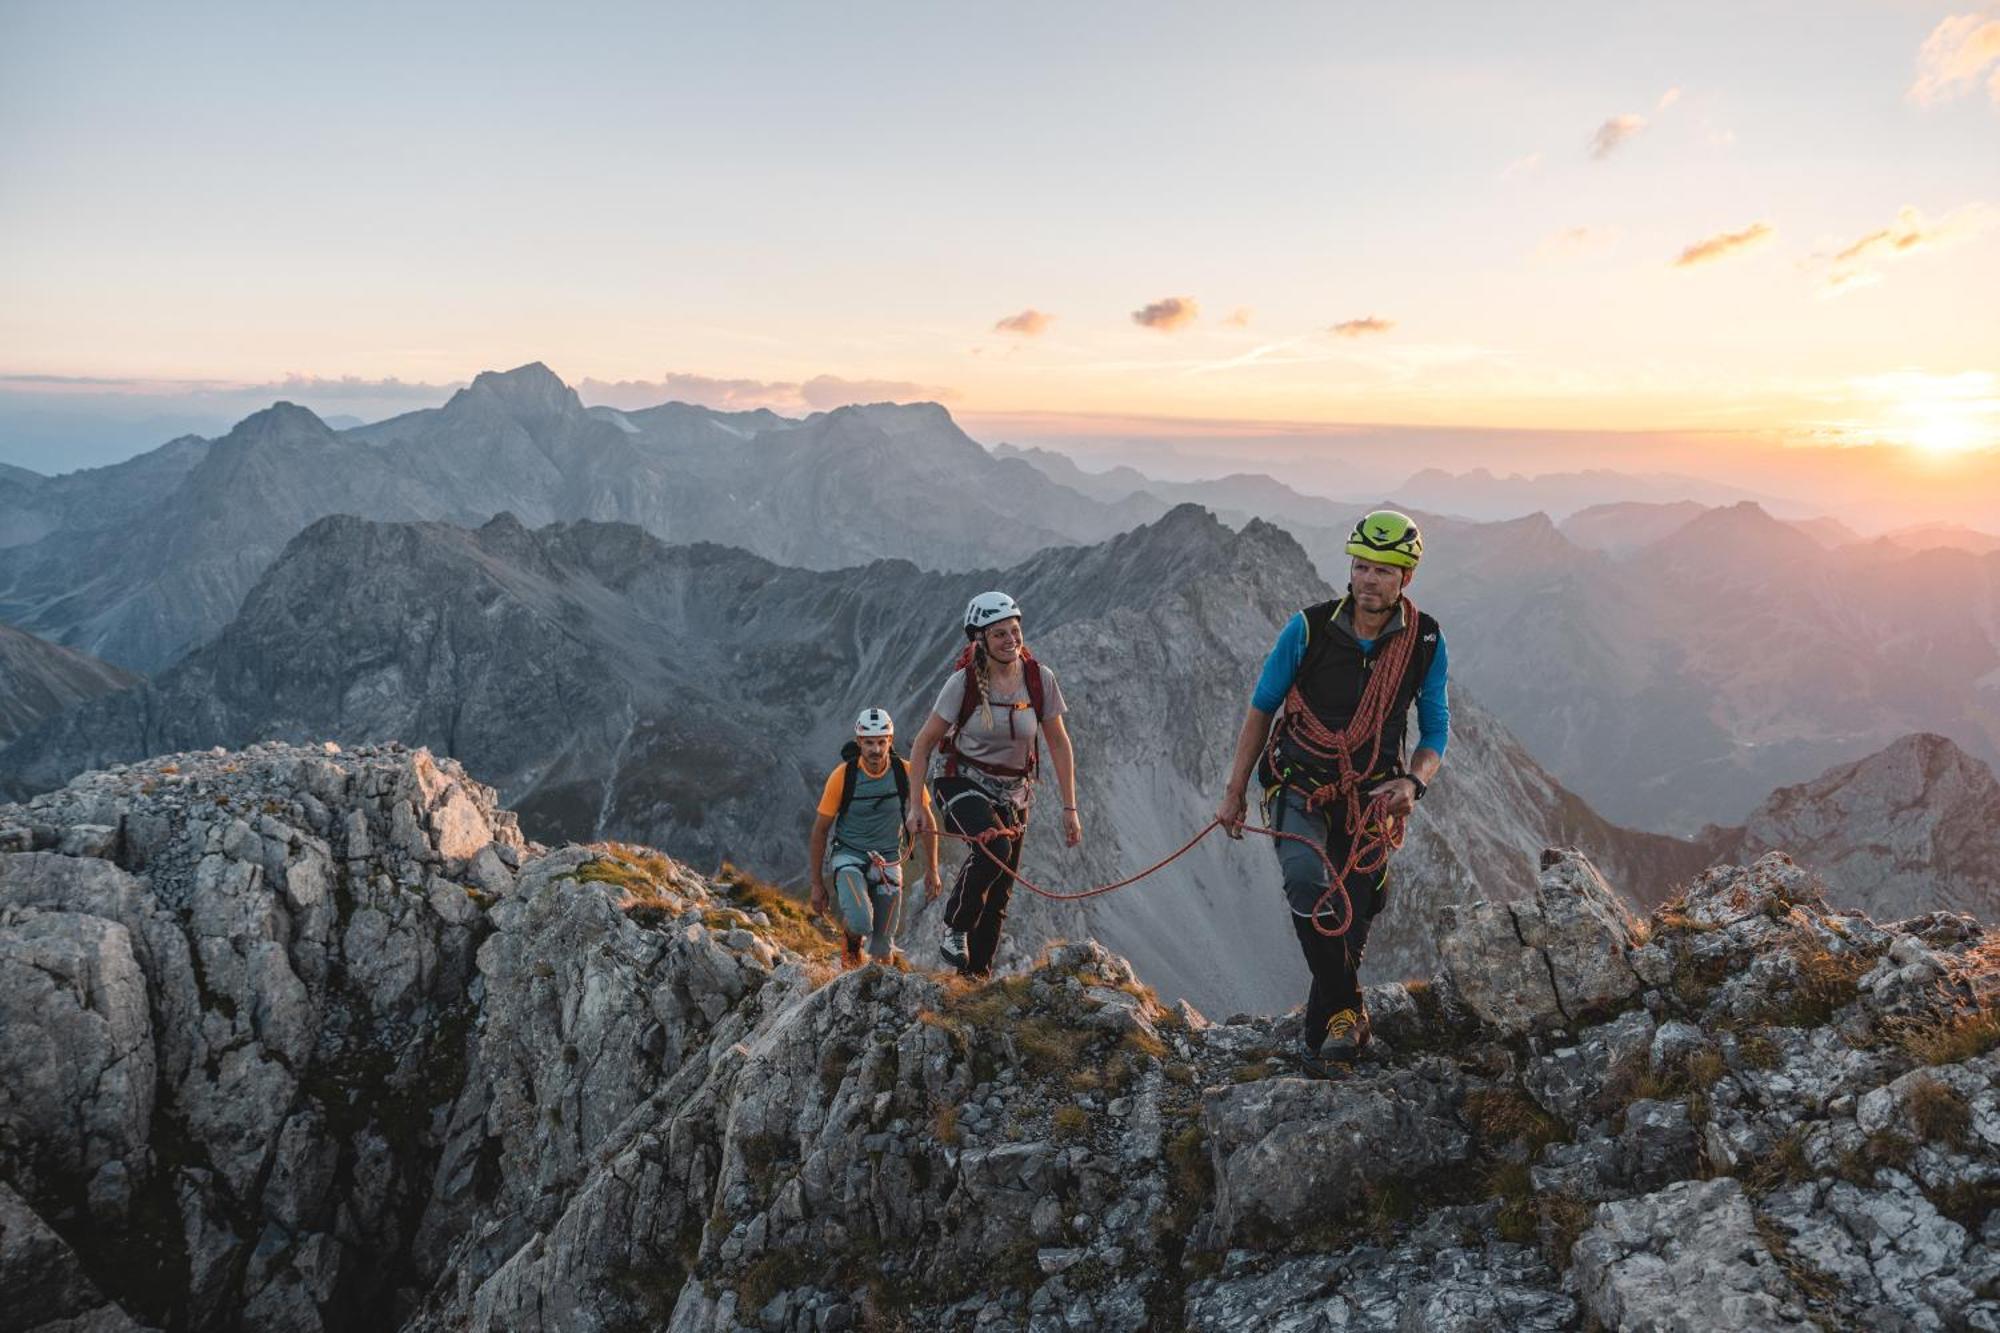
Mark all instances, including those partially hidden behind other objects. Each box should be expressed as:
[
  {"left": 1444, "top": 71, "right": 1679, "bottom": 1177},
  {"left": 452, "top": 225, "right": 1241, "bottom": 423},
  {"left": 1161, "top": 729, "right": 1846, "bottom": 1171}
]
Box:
[
  {"left": 913, "top": 599, "right": 1427, "bottom": 940},
  {"left": 939, "top": 641, "right": 1048, "bottom": 782},
  {"left": 1258, "top": 594, "right": 1425, "bottom": 936}
]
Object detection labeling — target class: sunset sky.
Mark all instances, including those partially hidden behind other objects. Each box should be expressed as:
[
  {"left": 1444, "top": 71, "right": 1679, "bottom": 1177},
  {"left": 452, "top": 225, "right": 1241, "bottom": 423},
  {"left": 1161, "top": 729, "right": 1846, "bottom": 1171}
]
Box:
[{"left": 3, "top": 1, "right": 1997, "bottom": 489}]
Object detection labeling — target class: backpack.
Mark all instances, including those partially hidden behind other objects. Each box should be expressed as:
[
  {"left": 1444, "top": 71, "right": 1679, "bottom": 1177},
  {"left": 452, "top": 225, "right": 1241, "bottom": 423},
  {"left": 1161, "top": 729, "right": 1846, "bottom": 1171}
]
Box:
[
  {"left": 837, "top": 740, "right": 912, "bottom": 824},
  {"left": 941, "top": 643, "right": 1048, "bottom": 780}
]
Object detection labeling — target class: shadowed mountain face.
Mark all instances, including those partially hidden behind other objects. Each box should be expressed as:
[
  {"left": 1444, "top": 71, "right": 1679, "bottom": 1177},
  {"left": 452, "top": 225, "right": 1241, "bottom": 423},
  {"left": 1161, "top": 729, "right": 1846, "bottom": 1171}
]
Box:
[
  {"left": 0, "top": 623, "right": 138, "bottom": 743},
  {"left": 1015, "top": 444, "right": 2000, "bottom": 834},
  {"left": 1702, "top": 732, "right": 2000, "bottom": 923},
  {"left": 0, "top": 365, "right": 1169, "bottom": 674},
  {"left": 1, "top": 504, "right": 1701, "bottom": 1013}
]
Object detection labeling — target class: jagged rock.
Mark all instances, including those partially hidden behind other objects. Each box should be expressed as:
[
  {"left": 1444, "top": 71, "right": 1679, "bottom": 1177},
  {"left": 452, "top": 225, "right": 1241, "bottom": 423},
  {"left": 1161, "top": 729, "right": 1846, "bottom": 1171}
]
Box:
[
  {"left": 0, "top": 744, "right": 523, "bottom": 1329},
  {"left": 1184, "top": 1212, "right": 1575, "bottom": 1331},
  {"left": 1678, "top": 850, "right": 1828, "bottom": 927},
  {"left": 5, "top": 744, "right": 1999, "bottom": 1332},
  {"left": 1202, "top": 1059, "right": 1471, "bottom": 1244},
  {"left": 1523, "top": 1008, "right": 1655, "bottom": 1127},
  {"left": 1435, "top": 847, "right": 1642, "bottom": 1034},
  {"left": 0, "top": 1182, "right": 154, "bottom": 1332},
  {"left": 1573, "top": 1178, "right": 1815, "bottom": 1330},
  {"left": 1762, "top": 1172, "right": 1998, "bottom": 1330}
]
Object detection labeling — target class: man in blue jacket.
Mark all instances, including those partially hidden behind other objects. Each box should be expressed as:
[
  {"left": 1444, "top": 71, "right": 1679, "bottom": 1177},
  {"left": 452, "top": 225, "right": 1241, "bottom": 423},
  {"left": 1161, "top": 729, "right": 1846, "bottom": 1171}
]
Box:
[{"left": 1215, "top": 510, "right": 1449, "bottom": 1077}]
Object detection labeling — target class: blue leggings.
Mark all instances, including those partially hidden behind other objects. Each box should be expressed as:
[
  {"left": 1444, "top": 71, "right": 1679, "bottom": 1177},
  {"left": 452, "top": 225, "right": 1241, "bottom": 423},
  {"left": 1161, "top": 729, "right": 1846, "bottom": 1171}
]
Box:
[{"left": 830, "top": 851, "right": 903, "bottom": 961}]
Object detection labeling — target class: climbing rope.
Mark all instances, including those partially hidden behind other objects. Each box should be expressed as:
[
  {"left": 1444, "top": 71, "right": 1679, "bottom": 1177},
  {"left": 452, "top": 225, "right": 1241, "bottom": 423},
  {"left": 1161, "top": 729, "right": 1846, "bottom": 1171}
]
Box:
[
  {"left": 891, "top": 596, "right": 1427, "bottom": 941},
  {"left": 1259, "top": 594, "right": 1423, "bottom": 935},
  {"left": 929, "top": 814, "right": 1356, "bottom": 937}
]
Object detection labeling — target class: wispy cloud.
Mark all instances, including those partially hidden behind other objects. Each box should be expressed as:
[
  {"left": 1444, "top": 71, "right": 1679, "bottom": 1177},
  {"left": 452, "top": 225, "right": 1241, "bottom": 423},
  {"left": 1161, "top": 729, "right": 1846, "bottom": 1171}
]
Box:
[
  {"left": 1329, "top": 316, "right": 1395, "bottom": 337},
  {"left": 1131, "top": 296, "right": 1200, "bottom": 332},
  {"left": 0, "top": 371, "right": 462, "bottom": 402},
  {"left": 577, "top": 371, "right": 955, "bottom": 413},
  {"left": 1910, "top": 12, "right": 2000, "bottom": 106},
  {"left": 1656, "top": 87, "right": 1683, "bottom": 112},
  {"left": 1503, "top": 151, "right": 1543, "bottom": 178},
  {"left": 1588, "top": 113, "right": 1647, "bottom": 160},
  {"left": 1672, "top": 221, "right": 1774, "bottom": 267},
  {"left": 1223, "top": 306, "right": 1254, "bottom": 328},
  {"left": 1537, "top": 225, "right": 1613, "bottom": 260},
  {"left": 992, "top": 309, "right": 1053, "bottom": 336},
  {"left": 1819, "top": 202, "right": 1995, "bottom": 294},
  {"left": 799, "top": 375, "right": 955, "bottom": 408}
]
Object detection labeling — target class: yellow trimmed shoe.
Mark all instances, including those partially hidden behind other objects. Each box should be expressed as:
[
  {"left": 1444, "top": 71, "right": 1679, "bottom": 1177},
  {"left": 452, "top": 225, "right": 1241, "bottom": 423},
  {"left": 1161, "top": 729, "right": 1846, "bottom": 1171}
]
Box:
[{"left": 1322, "top": 1007, "right": 1372, "bottom": 1064}]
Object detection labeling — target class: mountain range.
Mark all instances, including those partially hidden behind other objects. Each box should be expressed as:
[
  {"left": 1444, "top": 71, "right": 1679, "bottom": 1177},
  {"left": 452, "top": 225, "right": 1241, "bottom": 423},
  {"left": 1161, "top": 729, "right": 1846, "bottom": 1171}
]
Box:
[
  {"left": 0, "top": 364, "right": 1160, "bottom": 674},
  {"left": 10, "top": 360, "right": 1998, "bottom": 846},
  {"left": 0, "top": 502, "right": 1714, "bottom": 1014}
]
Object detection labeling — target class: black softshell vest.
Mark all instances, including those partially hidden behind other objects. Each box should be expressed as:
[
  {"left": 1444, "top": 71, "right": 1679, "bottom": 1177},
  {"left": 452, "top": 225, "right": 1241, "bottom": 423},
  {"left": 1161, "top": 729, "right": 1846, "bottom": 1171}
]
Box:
[{"left": 1264, "top": 597, "right": 1440, "bottom": 786}]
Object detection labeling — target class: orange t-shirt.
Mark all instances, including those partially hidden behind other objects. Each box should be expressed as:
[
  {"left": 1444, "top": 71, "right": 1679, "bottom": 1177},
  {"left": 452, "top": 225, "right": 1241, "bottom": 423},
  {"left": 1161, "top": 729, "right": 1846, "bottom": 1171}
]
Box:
[{"left": 815, "top": 757, "right": 934, "bottom": 819}]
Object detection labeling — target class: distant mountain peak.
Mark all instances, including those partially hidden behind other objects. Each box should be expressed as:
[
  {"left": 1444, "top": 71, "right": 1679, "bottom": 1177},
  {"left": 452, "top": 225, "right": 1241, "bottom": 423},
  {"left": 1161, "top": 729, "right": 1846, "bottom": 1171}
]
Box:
[
  {"left": 227, "top": 401, "right": 334, "bottom": 442},
  {"left": 447, "top": 362, "right": 583, "bottom": 422}
]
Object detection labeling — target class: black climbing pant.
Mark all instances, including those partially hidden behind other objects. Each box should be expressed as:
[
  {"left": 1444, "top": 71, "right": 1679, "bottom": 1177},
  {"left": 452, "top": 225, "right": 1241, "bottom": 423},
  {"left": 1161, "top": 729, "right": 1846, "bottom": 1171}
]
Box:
[
  {"left": 934, "top": 774, "right": 1026, "bottom": 975},
  {"left": 1268, "top": 786, "right": 1388, "bottom": 1047}
]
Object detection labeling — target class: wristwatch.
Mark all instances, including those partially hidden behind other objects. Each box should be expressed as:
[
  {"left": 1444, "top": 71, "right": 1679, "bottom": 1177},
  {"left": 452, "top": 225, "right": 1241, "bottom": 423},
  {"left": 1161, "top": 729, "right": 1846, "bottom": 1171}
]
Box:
[{"left": 1406, "top": 775, "right": 1428, "bottom": 801}]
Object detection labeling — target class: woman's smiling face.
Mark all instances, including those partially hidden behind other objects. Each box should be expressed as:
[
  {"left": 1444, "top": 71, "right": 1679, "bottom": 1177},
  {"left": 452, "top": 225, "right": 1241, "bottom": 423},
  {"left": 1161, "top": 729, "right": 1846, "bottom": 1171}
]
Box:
[{"left": 980, "top": 617, "right": 1024, "bottom": 659}]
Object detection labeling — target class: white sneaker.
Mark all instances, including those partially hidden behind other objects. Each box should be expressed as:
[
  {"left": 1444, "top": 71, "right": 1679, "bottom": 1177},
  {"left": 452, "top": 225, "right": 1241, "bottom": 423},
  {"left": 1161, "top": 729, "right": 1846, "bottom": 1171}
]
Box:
[{"left": 939, "top": 927, "right": 969, "bottom": 970}]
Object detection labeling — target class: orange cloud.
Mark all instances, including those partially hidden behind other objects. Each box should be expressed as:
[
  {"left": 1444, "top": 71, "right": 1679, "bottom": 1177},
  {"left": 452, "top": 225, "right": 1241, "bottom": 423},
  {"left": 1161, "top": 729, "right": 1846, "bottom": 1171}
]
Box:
[
  {"left": 1820, "top": 202, "right": 1995, "bottom": 295},
  {"left": 1672, "top": 221, "right": 1774, "bottom": 267},
  {"left": 1588, "top": 113, "right": 1647, "bottom": 160},
  {"left": 1223, "top": 306, "right": 1254, "bottom": 328},
  {"left": 1834, "top": 204, "right": 1973, "bottom": 264},
  {"left": 1131, "top": 296, "right": 1199, "bottom": 332},
  {"left": 1330, "top": 316, "right": 1395, "bottom": 337},
  {"left": 577, "top": 372, "right": 955, "bottom": 413},
  {"left": 993, "top": 309, "right": 1053, "bottom": 336},
  {"left": 1910, "top": 12, "right": 2000, "bottom": 106},
  {"left": 799, "top": 375, "right": 956, "bottom": 408}
]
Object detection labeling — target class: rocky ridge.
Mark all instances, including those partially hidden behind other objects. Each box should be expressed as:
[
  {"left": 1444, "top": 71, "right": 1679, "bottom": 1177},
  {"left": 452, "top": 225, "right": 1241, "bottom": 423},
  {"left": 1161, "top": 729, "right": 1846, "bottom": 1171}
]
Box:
[{"left": 3, "top": 743, "right": 1997, "bottom": 1331}]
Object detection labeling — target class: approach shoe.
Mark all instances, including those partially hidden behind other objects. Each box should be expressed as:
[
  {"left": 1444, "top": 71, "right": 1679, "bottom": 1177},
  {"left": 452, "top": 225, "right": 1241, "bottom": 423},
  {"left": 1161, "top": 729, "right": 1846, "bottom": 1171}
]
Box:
[
  {"left": 1297, "top": 1040, "right": 1337, "bottom": 1080},
  {"left": 939, "top": 927, "right": 970, "bottom": 972},
  {"left": 1322, "top": 1007, "right": 1372, "bottom": 1065},
  {"left": 842, "top": 935, "right": 864, "bottom": 969}
]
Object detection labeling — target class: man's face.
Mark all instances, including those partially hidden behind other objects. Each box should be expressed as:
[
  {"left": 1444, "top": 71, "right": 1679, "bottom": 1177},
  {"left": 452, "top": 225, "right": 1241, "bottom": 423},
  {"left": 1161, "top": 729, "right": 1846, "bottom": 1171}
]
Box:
[
  {"left": 1348, "top": 556, "right": 1409, "bottom": 610},
  {"left": 857, "top": 734, "right": 893, "bottom": 763},
  {"left": 981, "top": 617, "right": 1024, "bottom": 658}
]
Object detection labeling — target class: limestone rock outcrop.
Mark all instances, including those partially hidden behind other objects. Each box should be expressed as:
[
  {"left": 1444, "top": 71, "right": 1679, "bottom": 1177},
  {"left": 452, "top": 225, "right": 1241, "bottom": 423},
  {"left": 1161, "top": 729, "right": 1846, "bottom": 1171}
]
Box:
[{"left": 2, "top": 746, "right": 1996, "bottom": 1331}]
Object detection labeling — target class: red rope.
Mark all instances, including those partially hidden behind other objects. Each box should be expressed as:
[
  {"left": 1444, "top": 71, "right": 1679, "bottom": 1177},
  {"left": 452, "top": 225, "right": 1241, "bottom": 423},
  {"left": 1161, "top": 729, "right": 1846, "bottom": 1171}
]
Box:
[
  {"left": 931, "top": 814, "right": 1355, "bottom": 937},
  {"left": 1259, "top": 594, "right": 1422, "bottom": 936},
  {"left": 900, "top": 598, "right": 1425, "bottom": 941}
]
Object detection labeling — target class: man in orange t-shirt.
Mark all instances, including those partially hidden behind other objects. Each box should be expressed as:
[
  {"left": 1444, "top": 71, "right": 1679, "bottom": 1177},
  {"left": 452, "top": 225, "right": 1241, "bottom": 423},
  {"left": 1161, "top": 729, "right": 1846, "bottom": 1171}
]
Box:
[{"left": 809, "top": 708, "right": 942, "bottom": 966}]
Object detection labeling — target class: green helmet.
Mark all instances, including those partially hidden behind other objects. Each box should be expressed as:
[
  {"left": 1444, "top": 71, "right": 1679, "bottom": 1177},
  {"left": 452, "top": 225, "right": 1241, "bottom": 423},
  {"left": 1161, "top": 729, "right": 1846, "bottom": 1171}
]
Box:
[{"left": 1345, "top": 509, "right": 1423, "bottom": 568}]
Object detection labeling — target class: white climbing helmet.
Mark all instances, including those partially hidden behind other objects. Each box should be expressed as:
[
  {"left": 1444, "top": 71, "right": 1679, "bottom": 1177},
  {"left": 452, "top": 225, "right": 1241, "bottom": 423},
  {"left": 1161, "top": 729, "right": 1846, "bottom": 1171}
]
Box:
[
  {"left": 964, "top": 591, "right": 1022, "bottom": 638},
  {"left": 853, "top": 707, "right": 894, "bottom": 738}
]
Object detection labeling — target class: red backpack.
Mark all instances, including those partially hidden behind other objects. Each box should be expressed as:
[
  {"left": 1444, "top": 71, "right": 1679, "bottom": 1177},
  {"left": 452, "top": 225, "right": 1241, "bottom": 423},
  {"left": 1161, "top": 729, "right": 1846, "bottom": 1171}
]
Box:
[{"left": 940, "top": 643, "right": 1048, "bottom": 780}]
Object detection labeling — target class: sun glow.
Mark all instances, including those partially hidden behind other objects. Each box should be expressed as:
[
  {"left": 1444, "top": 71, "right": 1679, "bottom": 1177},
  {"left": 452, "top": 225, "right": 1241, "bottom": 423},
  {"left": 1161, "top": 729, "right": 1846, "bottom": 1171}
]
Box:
[{"left": 1841, "top": 371, "right": 2000, "bottom": 458}]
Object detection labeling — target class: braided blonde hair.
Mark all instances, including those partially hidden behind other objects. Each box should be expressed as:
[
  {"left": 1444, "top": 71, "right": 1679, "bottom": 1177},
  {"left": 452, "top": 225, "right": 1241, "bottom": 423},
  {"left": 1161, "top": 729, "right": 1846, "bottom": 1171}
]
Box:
[{"left": 972, "top": 641, "right": 994, "bottom": 729}]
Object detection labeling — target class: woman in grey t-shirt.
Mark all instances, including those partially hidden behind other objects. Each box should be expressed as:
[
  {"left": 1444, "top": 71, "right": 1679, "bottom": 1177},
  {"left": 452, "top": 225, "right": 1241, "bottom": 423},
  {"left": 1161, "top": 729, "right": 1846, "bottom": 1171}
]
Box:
[{"left": 905, "top": 591, "right": 1082, "bottom": 977}]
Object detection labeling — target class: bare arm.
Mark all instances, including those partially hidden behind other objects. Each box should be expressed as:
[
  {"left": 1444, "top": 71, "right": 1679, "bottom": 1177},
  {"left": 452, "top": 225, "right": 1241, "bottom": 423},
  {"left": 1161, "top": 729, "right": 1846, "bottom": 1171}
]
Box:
[
  {"left": 1042, "top": 714, "right": 1082, "bottom": 847},
  {"left": 808, "top": 811, "right": 833, "bottom": 914},
  {"left": 904, "top": 711, "right": 949, "bottom": 836},
  {"left": 1216, "top": 705, "right": 1275, "bottom": 838}
]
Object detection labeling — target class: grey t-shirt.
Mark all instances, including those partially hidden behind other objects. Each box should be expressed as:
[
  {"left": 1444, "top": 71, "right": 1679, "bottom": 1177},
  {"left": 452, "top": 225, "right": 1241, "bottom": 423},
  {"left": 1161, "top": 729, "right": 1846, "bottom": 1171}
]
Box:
[{"left": 931, "top": 662, "right": 1067, "bottom": 794}]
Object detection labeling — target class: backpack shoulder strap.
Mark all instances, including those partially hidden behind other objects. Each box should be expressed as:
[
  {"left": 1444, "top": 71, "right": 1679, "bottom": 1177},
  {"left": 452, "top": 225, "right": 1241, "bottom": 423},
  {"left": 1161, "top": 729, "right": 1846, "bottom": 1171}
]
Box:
[
  {"left": 1020, "top": 646, "right": 1047, "bottom": 718},
  {"left": 891, "top": 753, "right": 911, "bottom": 817},
  {"left": 836, "top": 751, "right": 863, "bottom": 819},
  {"left": 950, "top": 646, "right": 981, "bottom": 730}
]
